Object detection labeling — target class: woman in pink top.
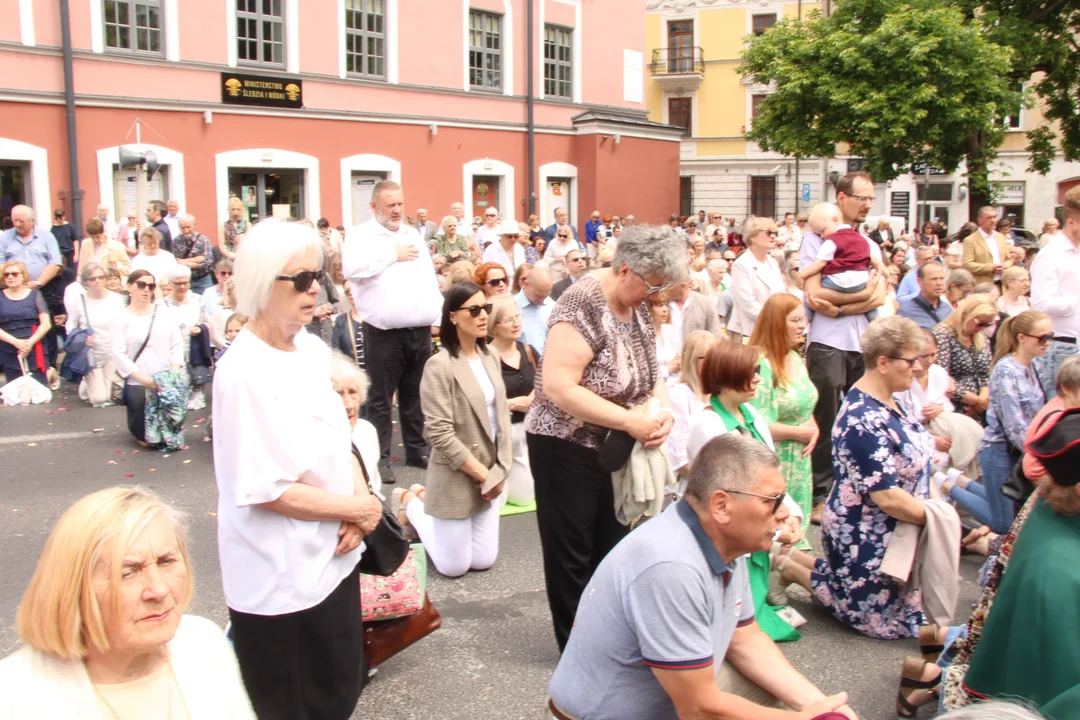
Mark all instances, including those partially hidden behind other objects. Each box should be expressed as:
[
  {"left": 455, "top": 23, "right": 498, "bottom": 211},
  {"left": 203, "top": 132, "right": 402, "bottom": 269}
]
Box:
[{"left": 1023, "top": 355, "right": 1080, "bottom": 479}]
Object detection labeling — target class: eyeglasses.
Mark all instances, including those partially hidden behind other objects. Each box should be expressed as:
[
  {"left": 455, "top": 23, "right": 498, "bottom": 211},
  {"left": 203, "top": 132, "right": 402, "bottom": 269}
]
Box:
[
  {"left": 497, "top": 314, "right": 522, "bottom": 325},
  {"left": 569, "top": 256, "right": 586, "bottom": 263},
  {"left": 848, "top": 194, "right": 877, "bottom": 205},
  {"left": 87, "top": 275, "right": 106, "bottom": 282},
  {"left": 276, "top": 270, "right": 321, "bottom": 293},
  {"left": 218, "top": 271, "right": 233, "bottom": 277},
  {"left": 973, "top": 319, "right": 994, "bottom": 330},
  {"left": 133, "top": 280, "right": 157, "bottom": 292},
  {"left": 457, "top": 303, "right": 493, "bottom": 318},
  {"left": 791, "top": 316, "right": 808, "bottom": 327},
  {"left": 486, "top": 277, "right": 509, "bottom": 287},
  {"left": 634, "top": 271, "right": 672, "bottom": 296},
  {"left": 485, "top": 214, "right": 497, "bottom": 219},
  {"left": 3, "top": 271, "right": 21, "bottom": 278},
  {"left": 765, "top": 230, "right": 779, "bottom": 237},
  {"left": 558, "top": 234, "right": 571, "bottom": 239},
  {"left": 889, "top": 356, "right": 920, "bottom": 368},
  {"left": 172, "top": 280, "right": 190, "bottom": 288},
  {"left": 724, "top": 489, "right": 787, "bottom": 515},
  {"left": 1023, "top": 332, "right": 1055, "bottom": 345}
]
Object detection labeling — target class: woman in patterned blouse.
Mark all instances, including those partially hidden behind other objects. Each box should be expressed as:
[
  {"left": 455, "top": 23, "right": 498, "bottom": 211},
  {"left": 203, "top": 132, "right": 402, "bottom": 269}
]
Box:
[
  {"left": 776, "top": 316, "right": 947, "bottom": 640},
  {"left": 932, "top": 295, "right": 996, "bottom": 424},
  {"left": 939, "top": 310, "right": 1052, "bottom": 535}
]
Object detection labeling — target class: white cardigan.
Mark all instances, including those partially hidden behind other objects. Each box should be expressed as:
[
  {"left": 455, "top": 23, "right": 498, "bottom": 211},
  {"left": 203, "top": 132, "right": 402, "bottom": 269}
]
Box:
[{"left": 0, "top": 615, "right": 255, "bottom": 719}]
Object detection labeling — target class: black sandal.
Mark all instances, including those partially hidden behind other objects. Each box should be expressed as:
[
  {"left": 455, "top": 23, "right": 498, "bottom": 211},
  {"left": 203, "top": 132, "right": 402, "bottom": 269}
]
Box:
[
  {"left": 896, "top": 655, "right": 939, "bottom": 718},
  {"left": 919, "top": 624, "right": 944, "bottom": 664}
]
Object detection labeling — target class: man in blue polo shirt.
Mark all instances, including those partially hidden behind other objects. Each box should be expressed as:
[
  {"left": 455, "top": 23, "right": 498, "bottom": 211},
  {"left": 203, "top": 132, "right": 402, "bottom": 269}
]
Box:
[
  {"left": 898, "top": 260, "right": 952, "bottom": 330},
  {"left": 548, "top": 434, "right": 854, "bottom": 720}
]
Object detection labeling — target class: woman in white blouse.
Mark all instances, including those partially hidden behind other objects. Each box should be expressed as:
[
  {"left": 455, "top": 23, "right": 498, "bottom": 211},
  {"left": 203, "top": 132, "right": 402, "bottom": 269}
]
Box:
[
  {"left": 65, "top": 262, "right": 125, "bottom": 407},
  {"left": 727, "top": 217, "right": 786, "bottom": 342},
  {"left": 997, "top": 266, "right": 1031, "bottom": 318},
  {"left": 110, "top": 269, "right": 184, "bottom": 446},
  {"left": 128, "top": 228, "right": 176, "bottom": 286},
  {"left": 647, "top": 292, "right": 681, "bottom": 388},
  {"left": 212, "top": 220, "right": 383, "bottom": 719},
  {"left": 162, "top": 265, "right": 209, "bottom": 411},
  {"left": 664, "top": 330, "right": 720, "bottom": 484}
]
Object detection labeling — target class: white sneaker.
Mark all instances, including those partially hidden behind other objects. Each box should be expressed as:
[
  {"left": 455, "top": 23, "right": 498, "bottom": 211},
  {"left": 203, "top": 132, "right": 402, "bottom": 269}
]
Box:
[{"left": 776, "top": 606, "right": 808, "bottom": 629}]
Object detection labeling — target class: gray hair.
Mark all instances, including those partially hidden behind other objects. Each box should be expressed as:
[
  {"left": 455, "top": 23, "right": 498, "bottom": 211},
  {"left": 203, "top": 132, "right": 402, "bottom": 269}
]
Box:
[
  {"left": 686, "top": 434, "right": 780, "bottom": 502},
  {"left": 611, "top": 225, "right": 689, "bottom": 283},
  {"left": 214, "top": 257, "right": 234, "bottom": 273},
  {"left": 139, "top": 226, "right": 162, "bottom": 246},
  {"left": 234, "top": 219, "right": 325, "bottom": 319},
  {"left": 79, "top": 262, "right": 104, "bottom": 284},
  {"left": 946, "top": 268, "right": 975, "bottom": 289},
  {"left": 329, "top": 351, "right": 371, "bottom": 406},
  {"left": 181, "top": 213, "right": 196, "bottom": 224},
  {"left": 861, "top": 315, "right": 922, "bottom": 366},
  {"left": 1056, "top": 355, "right": 1080, "bottom": 396},
  {"left": 937, "top": 701, "right": 1045, "bottom": 720},
  {"left": 167, "top": 264, "right": 191, "bottom": 281}
]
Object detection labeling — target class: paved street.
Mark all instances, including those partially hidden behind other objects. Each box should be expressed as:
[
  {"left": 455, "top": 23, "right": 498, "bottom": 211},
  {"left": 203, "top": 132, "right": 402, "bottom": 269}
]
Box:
[{"left": 0, "top": 385, "right": 983, "bottom": 719}]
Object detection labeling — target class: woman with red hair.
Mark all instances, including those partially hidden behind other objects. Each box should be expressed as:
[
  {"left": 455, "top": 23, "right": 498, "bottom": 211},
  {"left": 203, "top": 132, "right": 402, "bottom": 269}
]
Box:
[
  {"left": 750, "top": 293, "right": 820, "bottom": 549},
  {"left": 473, "top": 262, "right": 511, "bottom": 299}
]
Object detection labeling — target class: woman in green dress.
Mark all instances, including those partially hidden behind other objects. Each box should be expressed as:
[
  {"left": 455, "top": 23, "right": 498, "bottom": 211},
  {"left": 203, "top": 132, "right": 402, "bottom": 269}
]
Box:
[{"left": 750, "top": 293, "right": 820, "bottom": 551}]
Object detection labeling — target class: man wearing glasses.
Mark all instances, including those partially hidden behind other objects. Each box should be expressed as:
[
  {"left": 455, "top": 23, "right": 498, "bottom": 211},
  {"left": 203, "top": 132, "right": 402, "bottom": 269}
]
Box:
[
  {"left": 550, "top": 248, "right": 588, "bottom": 300},
  {"left": 799, "top": 171, "right": 887, "bottom": 523},
  {"left": 548, "top": 434, "right": 855, "bottom": 720},
  {"left": 343, "top": 180, "right": 443, "bottom": 485}
]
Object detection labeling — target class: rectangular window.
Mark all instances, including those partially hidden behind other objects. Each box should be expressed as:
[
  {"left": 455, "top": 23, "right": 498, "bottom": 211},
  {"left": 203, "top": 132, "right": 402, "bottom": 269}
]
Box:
[
  {"left": 751, "top": 94, "right": 767, "bottom": 121},
  {"left": 104, "top": 0, "right": 163, "bottom": 54},
  {"left": 469, "top": 10, "right": 502, "bottom": 92},
  {"left": 750, "top": 176, "right": 777, "bottom": 218},
  {"left": 669, "top": 97, "right": 692, "bottom": 137},
  {"left": 237, "top": 0, "right": 285, "bottom": 67},
  {"left": 345, "top": 0, "right": 386, "bottom": 79},
  {"left": 543, "top": 25, "right": 573, "bottom": 100},
  {"left": 667, "top": 20, "right": 694, "bottom": 73},
  {"left": 1002, "top": 82, "right": 1023, "bottom": 129},
  {"left": 919, "top": 183, "right": 954, "bottom": 203},
  {"left": 680, "top": 176, "right": 693, "bottom": 218},
  {"left": 752, "top": 14, "right": 777, "bottom": 36}
]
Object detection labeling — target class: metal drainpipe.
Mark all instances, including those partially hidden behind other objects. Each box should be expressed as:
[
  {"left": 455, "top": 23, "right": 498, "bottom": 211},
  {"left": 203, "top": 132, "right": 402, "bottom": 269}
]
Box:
[
  {"left": 527, "top": 0, "right": 536, "bottom": 216},
  {"left": 59, "top": 0, "right": 83, "bottom": 239}
]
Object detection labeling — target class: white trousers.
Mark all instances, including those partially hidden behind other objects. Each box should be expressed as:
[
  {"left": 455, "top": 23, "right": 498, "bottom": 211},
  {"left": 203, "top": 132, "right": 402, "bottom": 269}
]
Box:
[
  {"left": 507, "top": 422, "right": 536, "bottom": 506},
  {"left": 406, "top": 500, "right": 501, "bottom": 578}
]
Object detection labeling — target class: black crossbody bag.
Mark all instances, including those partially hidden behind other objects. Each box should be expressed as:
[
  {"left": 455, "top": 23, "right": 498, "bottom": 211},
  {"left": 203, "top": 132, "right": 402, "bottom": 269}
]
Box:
[
  {"left": 351, "top": 444, "right": 410, "bottom": 577},
  {"left": 597, "top": 314, "right": 658, "bottom": 472}
]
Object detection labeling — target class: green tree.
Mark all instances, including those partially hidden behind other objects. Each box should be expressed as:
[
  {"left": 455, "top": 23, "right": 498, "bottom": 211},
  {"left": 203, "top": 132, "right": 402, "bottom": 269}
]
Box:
[{"left": 740, "top": 0, "right": 1020, "bottom": 217}]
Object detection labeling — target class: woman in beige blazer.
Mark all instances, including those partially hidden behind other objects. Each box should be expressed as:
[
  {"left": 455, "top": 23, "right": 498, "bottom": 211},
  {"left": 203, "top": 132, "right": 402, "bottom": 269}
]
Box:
[
  {"left": 727, "top": 217, "right": 786, "bottom": 342},
  {"left": 395, "top": 281, "right": 513, "bottom": 577},
  {"left": 78, "top": 217, "right": 131, "bottom": 277}
]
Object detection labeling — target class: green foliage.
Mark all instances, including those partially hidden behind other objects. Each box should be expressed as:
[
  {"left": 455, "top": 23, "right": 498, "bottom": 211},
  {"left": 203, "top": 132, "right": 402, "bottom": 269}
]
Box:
[{"left": 739, "top": 0, "right": 1022, "bottom": 183}]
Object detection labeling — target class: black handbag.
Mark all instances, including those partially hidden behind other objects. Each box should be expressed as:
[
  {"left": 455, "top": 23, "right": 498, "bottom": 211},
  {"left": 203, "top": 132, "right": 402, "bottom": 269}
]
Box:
[
  {"left": 596, "top": 313, "right": 657, "bottom": 473},
  {"left": 352, "top": 445, "right": 410, "bottom": 577}
]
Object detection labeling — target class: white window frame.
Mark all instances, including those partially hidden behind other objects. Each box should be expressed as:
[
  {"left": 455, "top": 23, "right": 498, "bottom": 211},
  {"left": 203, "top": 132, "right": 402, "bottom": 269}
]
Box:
[
  {"left": 89, "top": 0, "right": 179, "bottom": 60},
  {"left": 339, "top": 0, "right": 397, "bottom": 81},
  {"left": 0, "top": 138, "right": 50, "bottom": 215},
  {"left": 538, "top": 162, "right": 578, "bottom": 229},
  {"left": 538, "top": 0, "right": 582, "bottom": 103},
  {"left": 18, "top": 0, "right": 35, "bottom": 46},
  {"left": 96, "top": 144, "right": 186, "bottom": 221},
  {"left": 227, "top": 0, "right": 299, "bottom": 73},
  {"left": 101, "top": 1, "right": 165, "bottom": 57},
  {"left": 462, "top": 0, "right": 513, "bottom": 97},
  {"left": 340, "top": 153, "right": 401, "bottom": 227},
  {"left": 214, "top": 149, "right": 319, "bottom": 228}
]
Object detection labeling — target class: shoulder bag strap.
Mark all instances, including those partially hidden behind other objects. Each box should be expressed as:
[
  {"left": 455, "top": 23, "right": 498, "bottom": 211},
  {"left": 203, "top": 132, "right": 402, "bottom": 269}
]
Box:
[
  {"left": 522, "top": 342, "right": 536, "bottom": 371},
  {"left": 631, "top": 312, "right": 657, "bottom": 391},
  {"left": 911, "top": 294, "right": 941, "bottom": 323},
  {"left": 351, "top": 442, "right": 373, "bottom": 491},
  {"left": 81, "top": 294, "right": 93, "bottom": 334},
  {"left": 132, "top": 306, "right": 158, "bottom": 364}
]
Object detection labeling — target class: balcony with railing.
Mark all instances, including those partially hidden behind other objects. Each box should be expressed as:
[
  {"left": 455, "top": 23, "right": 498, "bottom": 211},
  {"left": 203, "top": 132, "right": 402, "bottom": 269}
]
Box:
[{"left": 650, "top": 46, "right": 705, "bottom": 93}]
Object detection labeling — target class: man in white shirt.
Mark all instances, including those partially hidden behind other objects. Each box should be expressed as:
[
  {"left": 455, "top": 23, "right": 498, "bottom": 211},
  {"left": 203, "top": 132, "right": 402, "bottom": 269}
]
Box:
[
  {"left": 475, "top": 207, "right": 502, "bottom": 250},
  {"left": 482, "top": 219, "right": 526, "bottom": 279},
  {"left": 96, "top": 204, "right": 119, "bottom": 241},
  {"left": 343, "top": 180, "right": 443, "bottom": 483},
  {"left": 962, "top": 206, "right": 1012, "bottom": 285},
  {"left": 1032, "top": 186, "right": 1080, "bottom": 399},
  {"left": 164, "top": 199, "right": 182, "bottom": 241}
]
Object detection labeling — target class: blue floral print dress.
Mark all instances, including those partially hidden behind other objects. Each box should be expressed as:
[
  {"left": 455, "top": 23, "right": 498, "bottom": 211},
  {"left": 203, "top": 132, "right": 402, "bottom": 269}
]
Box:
[{"left": 810, "top": 386, "right": 934, "bottom": 640}]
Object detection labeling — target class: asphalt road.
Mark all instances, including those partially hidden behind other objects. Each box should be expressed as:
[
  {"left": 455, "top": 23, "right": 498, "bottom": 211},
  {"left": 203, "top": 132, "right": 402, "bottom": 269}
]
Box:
[{"left": 0, "top": 384, "right": 983, "bottom": 719}]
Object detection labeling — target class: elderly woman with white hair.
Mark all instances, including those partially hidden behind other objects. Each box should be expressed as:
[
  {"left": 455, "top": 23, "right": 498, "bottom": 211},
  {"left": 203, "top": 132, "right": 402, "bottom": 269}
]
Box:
[
  {"left": 162, "top": 264, "right": 209, "bottom": 411},
  {"left": 330, "top": 350, "right": 383, "bottom": 497},
  {"left": 65, "top": 261, "right": 126, "bottom": 406},
  {"left": 525, "top": 224, "right": 685, "bottom": 651},
  {"left": 212, "top": 219, "right": 384, "bottom": 719},
  {"left": 0, "top": 486, "right": 256, "bottom": 718},
  {"left": 128, "top": 227, "right": 176, "bottom": 284}
]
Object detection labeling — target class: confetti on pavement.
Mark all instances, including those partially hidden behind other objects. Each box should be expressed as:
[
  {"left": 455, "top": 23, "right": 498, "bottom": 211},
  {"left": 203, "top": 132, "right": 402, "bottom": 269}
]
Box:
[
  {"left": 93, "top": 428, "right": 103, "bottom": 433},
  {"left": 25, "top": 443, "right": 36, "bottom": 447},
  {"left": 182, "top": 460, "right": 191, "bottom": 464},
  {"left": 107, "top": 460, "right": 117, "bottom": 465},
  {"left": 123, "top": 473, "right": 134, "bottom": 478}
]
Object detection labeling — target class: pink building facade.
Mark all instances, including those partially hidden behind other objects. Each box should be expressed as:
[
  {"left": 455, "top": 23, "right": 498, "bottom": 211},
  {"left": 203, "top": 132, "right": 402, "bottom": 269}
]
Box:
[{"left": 0, "top": 0, "right": 681, "bottom": 238}]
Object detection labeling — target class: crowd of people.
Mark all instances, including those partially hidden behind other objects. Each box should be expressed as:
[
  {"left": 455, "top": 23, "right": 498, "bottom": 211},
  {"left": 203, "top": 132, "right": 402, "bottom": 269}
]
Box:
[{"left": 1, "top": 171, "right": 1079, "bottom": 720}]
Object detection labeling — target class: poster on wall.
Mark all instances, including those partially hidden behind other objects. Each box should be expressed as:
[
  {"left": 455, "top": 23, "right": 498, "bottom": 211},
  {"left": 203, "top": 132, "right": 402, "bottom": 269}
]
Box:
[
  {"left": 113, "top": 168, "right": 165, "bottom": 219},
  {"left": 242, "top": 186, "right": 257, "bottom": 207}
]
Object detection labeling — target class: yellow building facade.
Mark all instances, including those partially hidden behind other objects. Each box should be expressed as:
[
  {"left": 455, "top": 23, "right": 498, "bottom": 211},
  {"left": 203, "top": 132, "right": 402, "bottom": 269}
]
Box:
[{"left": 646, "top": 0, "right": 1080, "bottom": 233}]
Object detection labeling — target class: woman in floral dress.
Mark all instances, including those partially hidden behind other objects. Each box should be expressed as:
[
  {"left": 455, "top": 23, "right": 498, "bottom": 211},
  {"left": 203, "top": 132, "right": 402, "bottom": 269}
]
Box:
[
  {"left": 775, "top": 316, "right": 941, "bottom": 640},
  {"left": 750, "top": 294, "right": 819, "bottom": 550},
  {"left": 932, "top": 294, "right": 995, "bottom": 424}
]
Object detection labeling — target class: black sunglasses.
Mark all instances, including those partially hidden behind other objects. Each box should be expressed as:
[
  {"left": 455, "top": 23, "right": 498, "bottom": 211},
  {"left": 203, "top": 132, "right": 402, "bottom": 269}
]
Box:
[
  {"left": 133, "top": 280, "right": 156, "bottom": 292},
  {"left": 457, "top": 303, "right": 493, "bottom": 317},
  {"left": 889, "top": 355, "right": 920, "bottom": 368},
  {"left": 1023, "top": 332, "right": 1055, "bottom": 345},
  {"left": 276, "top": 270, "right": 321, "bottom": 293},
  {"left": 486, "top": 277, "right": 508, "bottom": 287},
  {"left": 726, "top": 489, "right": 787, "bottom": 514}
]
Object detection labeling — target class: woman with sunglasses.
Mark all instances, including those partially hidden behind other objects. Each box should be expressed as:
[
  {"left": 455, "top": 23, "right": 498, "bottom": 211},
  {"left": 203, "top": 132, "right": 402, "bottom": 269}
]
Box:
[
  {"left": 933, "top": 294, "right": 996, "bottom": 424},
  {"left": 775, "top": 316, "right": 945, "bottom": 640},
  {"left": 212, "top": 221, "right": 384, "bottom": 718},
  {"left": 0, "top": 260, "right": 52, "bottom": 384},
  {"left": 394, "top": 282, "right": 512, "bottom": 577},
  {"left": 544, "top": 226, "right": 581, "bottom": 282},
  {"left": 64, "top": 262, "right": 125, "bottom": 406},
  {"left": 727, "top": 217, "right": 785, "bottom": 343},
  {"left": 473, "top": 261, "right": 511, "bottom": 299},
  {"left": 110, "top": 269, "right": 184, "bottom": 445},
  {"left": 686, "top": 340, "right": 806, "bottom": 642},
  {"left": 939, "top": 310, "right": 1052, "bottom": 536},
  {"left": 525, "top": 224, "right": 685, "bottom": 652}
]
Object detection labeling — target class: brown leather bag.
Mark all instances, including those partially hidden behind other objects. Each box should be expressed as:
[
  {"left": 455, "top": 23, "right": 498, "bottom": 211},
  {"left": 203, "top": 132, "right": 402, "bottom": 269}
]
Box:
[{"left": 364, "top": 592, "right": 442, "bottom": 668}]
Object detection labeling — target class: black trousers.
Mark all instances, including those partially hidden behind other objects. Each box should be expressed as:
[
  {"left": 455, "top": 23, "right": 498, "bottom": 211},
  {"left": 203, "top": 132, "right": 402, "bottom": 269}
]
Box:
[
  {"left": 123, "top": 384, "right": 147, "bottom": 443},
  {"left": 362, "top": 323, "right": 431, "bottom": 467},
  {"left": 229, "top": 563, "right": 365, "bottom": 720},
  {"left": 806, "top": 342, "right": 864, "bottom": 501},
  {"left": 527, "top": 432, "right": 630, "bottom": 652}
]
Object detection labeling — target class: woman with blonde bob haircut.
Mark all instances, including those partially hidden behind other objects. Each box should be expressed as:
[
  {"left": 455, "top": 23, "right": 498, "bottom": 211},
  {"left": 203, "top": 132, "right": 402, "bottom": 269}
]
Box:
[
  {"left": 0, "top": 486, "right": 254, "bottom": 718},
  {"left": 664, "top": 329, "right": 721, "bottom": 482},
  {"left": 933, "top": 294, "right": 996, "bottom": 423}
]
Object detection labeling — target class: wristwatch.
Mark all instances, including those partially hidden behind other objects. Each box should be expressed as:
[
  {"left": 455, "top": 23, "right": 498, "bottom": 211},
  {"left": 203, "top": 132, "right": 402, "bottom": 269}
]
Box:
[{"left": 837, "top": 305, "right": 845, "bottom": 318}]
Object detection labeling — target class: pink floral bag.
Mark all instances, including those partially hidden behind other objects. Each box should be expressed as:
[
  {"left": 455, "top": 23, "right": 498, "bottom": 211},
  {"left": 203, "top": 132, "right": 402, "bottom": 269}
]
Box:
[{"left": 360, "top": 546, "right": 425, "bottom": 621}]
